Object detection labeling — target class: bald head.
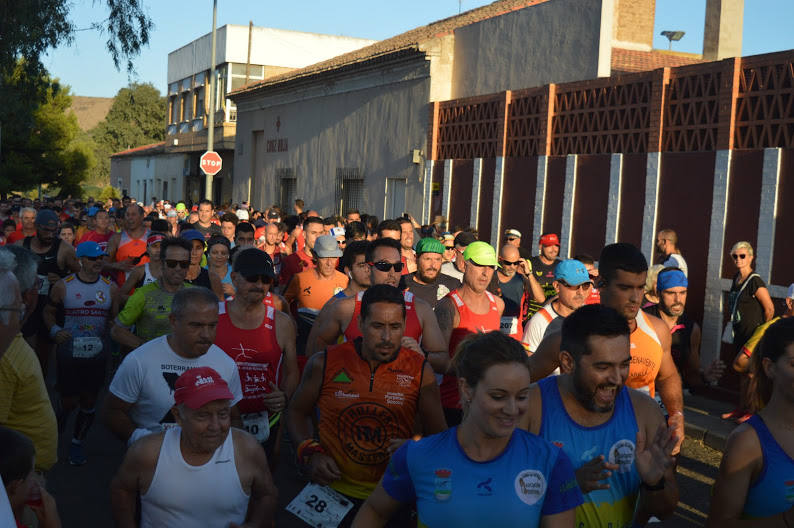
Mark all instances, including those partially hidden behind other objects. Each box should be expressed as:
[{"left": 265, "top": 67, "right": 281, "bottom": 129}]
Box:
[{"left": 499, "top": 245, "right": 521, "bottom": 277}]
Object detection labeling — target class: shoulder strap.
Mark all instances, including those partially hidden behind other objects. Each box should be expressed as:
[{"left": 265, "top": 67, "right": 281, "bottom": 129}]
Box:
[{"left": 731, "top": 273, "right": 761, "bottom": 317}]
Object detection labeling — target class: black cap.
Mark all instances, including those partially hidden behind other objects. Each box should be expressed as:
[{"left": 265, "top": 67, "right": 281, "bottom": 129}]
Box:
[{"left": 233, "top": 248, "right": 275, "bottom": 278}]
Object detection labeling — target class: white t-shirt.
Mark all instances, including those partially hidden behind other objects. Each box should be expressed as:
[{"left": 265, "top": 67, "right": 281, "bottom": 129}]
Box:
[
  {"left": 522, "top": 304, "right": 560, "bottom": 352},
  {"left": 662, "top": 253, "right": 688, "bottom": 277},
  {"left": 441, "top": 261, "right": 463, "bottom": 282},
  {"left": 109, "top": 335, "right": 243, "bottom": 430}
]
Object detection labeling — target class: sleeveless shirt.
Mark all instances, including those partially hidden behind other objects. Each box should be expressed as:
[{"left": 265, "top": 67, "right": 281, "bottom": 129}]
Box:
[
  {"left": 644, "top": 305, "right": 694, "bottom": 383},
  {"left": 439, "top": 289, "right": 501, "bottom": 409},
  {"left": 627, "top": 311, "right": 663, "bottom": 397},
  {"left": 742, "top": 414, "right": 794, "bottom": 518},
  {"left": 116, "top": 229, "right": 149, "bottom": 285},
  {"left": 318, "top": 340, "right": 425, "bottom": 499},
  {"left": 343, "top": 290, "right": 422, "bottom": 342},
  {"left": 538, "top": 377, "right": 642, "bottom": 528},
  {"left": 216, "top": 301, "right": 283, "bottom": 414},
  {"left": 23, "top": 237, "right": 63, "bottom": 295},
  {"left": 60, "top": 274, "right": 113, "bottom": 359},
  {"left": 140, "top": 427, "right": 248, "bottom": 527}
]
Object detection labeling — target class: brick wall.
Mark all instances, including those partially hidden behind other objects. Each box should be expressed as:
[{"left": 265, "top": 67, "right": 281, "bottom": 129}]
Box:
[{"left": 614, "top": 0, "right": 655, "bottom": 50}]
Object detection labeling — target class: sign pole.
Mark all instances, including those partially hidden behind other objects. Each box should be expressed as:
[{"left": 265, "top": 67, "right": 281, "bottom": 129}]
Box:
[{"left": 205, "top": 0, "right": 218, "bottom": 201}]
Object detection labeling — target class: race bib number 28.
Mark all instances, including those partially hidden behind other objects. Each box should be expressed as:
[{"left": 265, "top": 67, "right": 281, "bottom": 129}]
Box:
[{"left": 286, "top": 483, "right": 354, "bottom": 528}]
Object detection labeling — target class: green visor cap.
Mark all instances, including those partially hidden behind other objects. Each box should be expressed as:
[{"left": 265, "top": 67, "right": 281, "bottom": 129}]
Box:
[
  {"left": 415, "top": 237, "right": 446, "bottom": 255},
  {"left": 463, "top": 241, "right": 500, "bottom": 267}
]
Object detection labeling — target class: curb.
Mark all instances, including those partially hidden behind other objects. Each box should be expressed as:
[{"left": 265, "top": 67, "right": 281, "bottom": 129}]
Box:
[{"left": 683, "top": 394, "right": 738, "bottom": 453}]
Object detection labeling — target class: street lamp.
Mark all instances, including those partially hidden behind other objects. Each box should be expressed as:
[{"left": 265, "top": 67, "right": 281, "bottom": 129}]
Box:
[{"left": 660, "top": 30, "right": 685, "bottom": 51}]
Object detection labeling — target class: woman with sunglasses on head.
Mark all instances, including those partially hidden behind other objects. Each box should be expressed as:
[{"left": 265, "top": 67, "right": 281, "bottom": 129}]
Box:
[
  {"left": 723, "top": 241, "right": 774, "bottom": 423},
  {"left": 708, "top": 317, "right": 794, "bottom": 527},
  {"left": 206, "top": 235, "right": 234, "bottom": 299},
  {"left": 353, "top": 331, "right": 583, "bottom": 528}
]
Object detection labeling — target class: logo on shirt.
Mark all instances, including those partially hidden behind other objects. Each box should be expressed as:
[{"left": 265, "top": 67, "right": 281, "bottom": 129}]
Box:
[
  {"left": 608, "top": 439, "right": 636, "bottom": 473},
  {"left": 436, "top": 284, "right": 450, "bottom": 300},
  {"left": 96, "top": 290, "right": 106, "bottom": 303},
  {"left": 332, "top": 368, "right": 353, "bottom": 384},
  {"left": 334, "top": 286, "right": 344, "bottom": 295},
  {"left": 476, "top": 477, "right": 493, "bottom": 496},
  {"left": 384, "top": 392, "right": 405, "bottom": 405},
  {"left": 434, "top": 469, "right": 452, "bottom": 502},
  {"left": 394, "top": 373, "right": 414, "bottom": 387},
  {"left": 334, "top": 390, "right": 359, "bottom": 399},
  {"left": 785, "top": 480, "right": 794, "bottom": 502},
  {"left": 514, "top": 469, "right": 546, "bottom": 506},
  {"left": 337, "top": 402, "right": 399, "bottom": 466}
]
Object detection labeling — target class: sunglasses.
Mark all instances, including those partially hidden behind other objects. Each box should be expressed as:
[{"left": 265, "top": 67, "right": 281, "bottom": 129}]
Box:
[
  {"left": 558, "top": 280, "right": 592, "bottom": 291},
  {"left": 243, "top": 274, "right": 274, "bottom": 284},
  {"left": 368, "top": 261, "right": 404, "bottom": 273},
  {"left": 444, "top": 245, "right": 455, "bottom": 250},
  {"left": 731, "top": 253, "right": 747, "bottom": 260},
  {"left": 500, "top": 259, "right": 521, "bottom": 266},
  {"left": 164, "top": 259, "right": 190, "bottom": 269},
  {"left": 506, "top": 237, "right": 519, "bottom": 242}
]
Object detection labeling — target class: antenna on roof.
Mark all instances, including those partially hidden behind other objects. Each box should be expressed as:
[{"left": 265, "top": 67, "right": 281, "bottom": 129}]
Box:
[{"left": 459, "top": 0, "right": 462, "bottom": 13}]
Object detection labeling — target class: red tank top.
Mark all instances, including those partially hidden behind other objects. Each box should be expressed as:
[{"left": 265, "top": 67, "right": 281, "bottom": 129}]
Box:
[
  {"left": 263, "top": 291, "right": 275, "bottom": 308},
  {"left": 440, "top": 289, "right": 501, "bottom": 409},
  {"left": 343, "top": 290, "right": 422, "bottom": 342},
  {"left": 215, "top": 301, "right": 283, "bottom": 414}
]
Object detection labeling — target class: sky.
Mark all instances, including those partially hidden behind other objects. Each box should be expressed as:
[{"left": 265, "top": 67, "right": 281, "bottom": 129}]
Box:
[{"left": 45, "top": 0, "right": 794, "bottom": 98}]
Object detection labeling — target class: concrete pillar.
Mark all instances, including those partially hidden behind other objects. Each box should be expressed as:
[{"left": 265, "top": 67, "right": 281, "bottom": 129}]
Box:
[
  {"left": 490, "top": 157, "right": 506, "bottom": 246},
  {"left": 605, "top": 153, "right": 623, "bottom": 244},
  {"left": 532, "top": 156, "right": 549, "bottom": 247},
  {"left": 422, "top": 160, "right": 434, "bottom": 225},
  {"left": 640, "top": 152, "right": 661, "bottom": 263},
  {"left": 702, "top": 150, "right": 732, "bottom": 365},
  {"left": 755, "top": 148, "right": 781, "bottom": 284},
  {"left": 703, "top": 0, "right": 744, "bottom": 61},
  {"left": 441, "top": 159, "right": 453, "bottom": 221},
  {"left": 560, "top": 154, "right": 578, "bottom": 259},
  {"left": 470, "top": 158, "right": 483, "bottom": 231}
]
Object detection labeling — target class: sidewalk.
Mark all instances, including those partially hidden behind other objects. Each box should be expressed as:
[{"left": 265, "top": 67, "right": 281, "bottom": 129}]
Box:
[{"left": 683, "top": 392, "right": 739, "bottom": 453}]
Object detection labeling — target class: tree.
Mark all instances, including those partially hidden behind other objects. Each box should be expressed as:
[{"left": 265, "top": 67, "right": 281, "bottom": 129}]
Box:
[
  {"left": 89, "top": 82, "right": 166, "bottom": 184},
  {"left": 0, "top": 62, "right": 94, "bottom": 196}
]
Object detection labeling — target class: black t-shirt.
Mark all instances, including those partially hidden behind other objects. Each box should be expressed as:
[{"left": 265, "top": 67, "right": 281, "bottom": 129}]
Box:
[
  {"left": 488, "top": 272, "right": 525, "bottom": 318},
  {"left": 729, "top": 273, "right": 767, "bottom": 347},
  {"left": 190, "top": 221, "right": 221, "bottom": 239},
  {"left": 644, "top": 304, "right": 695, "bottom": 384},
  {"left": 399, "top": 272, "right": 460, "bottom": 308},
  {"left": 529, "top": 256, "right": 559, "bottom": 297}
]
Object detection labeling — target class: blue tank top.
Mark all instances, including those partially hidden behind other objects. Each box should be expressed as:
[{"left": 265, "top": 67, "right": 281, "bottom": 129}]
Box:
[
  {"left": 742, "top": 414, "right": 794, "bottom": 518},
  {"left": 333, "top": 290, "right": 347, "bottom": 299},
  {"left": 382, "top": 427, "right": 583, "bottom": 527},
  {"left": 538, "top": 377, "right": 641, "bottom": 528}
]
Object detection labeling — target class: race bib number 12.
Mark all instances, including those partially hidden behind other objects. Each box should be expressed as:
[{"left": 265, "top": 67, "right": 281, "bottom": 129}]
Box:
[{"left": 286, "top": 483, "right": 354, "bottom": 528}]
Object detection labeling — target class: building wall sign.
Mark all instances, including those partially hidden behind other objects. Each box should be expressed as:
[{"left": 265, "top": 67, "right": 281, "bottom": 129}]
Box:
[{"left": 266, "top": 117, "right": 288, "bottom": 152}]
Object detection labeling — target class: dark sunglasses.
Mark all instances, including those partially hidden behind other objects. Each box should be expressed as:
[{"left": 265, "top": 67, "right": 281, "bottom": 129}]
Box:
[
  {"left": 444, "top": 245, "right": 454, "bottom": 250},
  {"left": 500, "top": 259, "right": 521, "bottom": 266},
  {"left": 731, "top": 253, "right": 747, "bottom": 260},
  {"left": 559, "top": 280, "right": 592, "bottom": 291},
  {"left": 506, "top": 237, "right": 519, "bottom": 242},
  {"left": 243, "top": 274, "right": 274, "bottom": 284},
  {"left": 368, "top": 261, "right": 404, "bottom": 273},
  {"left": 83, "top": 255, "right": 104, "bottom": 262},
  {"left": 164, "top": 259, "right": 190, "bottom": 269}
]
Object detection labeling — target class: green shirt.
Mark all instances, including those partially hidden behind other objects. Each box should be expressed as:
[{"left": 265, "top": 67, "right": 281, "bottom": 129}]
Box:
[{"left": 116, "top": 281, "right": 191, "bottom": 342}]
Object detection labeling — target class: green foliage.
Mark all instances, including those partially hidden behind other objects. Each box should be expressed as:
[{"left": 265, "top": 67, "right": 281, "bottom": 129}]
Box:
[
  {"left": 99, "top": 185, "right": 122, "bottom": 201},
  {"left": 89, "top": 82, "right": 166, "bottom": 184}
]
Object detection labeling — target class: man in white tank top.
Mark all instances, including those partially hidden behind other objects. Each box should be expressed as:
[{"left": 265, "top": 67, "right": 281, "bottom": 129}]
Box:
[{"left": 111, "top": 366, "right": 277, "bottom": 527}]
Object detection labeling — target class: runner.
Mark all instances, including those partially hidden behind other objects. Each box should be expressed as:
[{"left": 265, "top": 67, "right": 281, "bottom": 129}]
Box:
[
  {"left": 189, "top": 199, "right": 222, "bottom": 239},
  {"left": 336, "top": 240, "right": 371, "bottom": 299},
  {"left": 219, "top": 212, "right": 238, "bottom": 245},
  {"left": 106, "top": 204, "right": 149, "bottom": 286},
  {"left": 488, "top": 244, "right": 544, "bottom": 341},
  {"left": 104, "top": 287, "right": 243, "bottom": 445},
  {"left": 529, "top": 243, "right": 685, "bottom": 453},
  {"left": 524, "top": 305, "right": 680, "bottom": 527},
  {"left": 354, "top": 331, "right": 582, "bottom": 527},
  {"left": 111, "top": 237, "right": 192, "bottom": 348},
  {"left": 522, "top": 259, "right": 591, "bottom": 353},
  {"left": 234, "top": 221, "right": 256, "bottom": 251},
  {"left": 77, "top": 208, "right": 114, "bottom": 252},
  {"left": 119, "top": 233, "right": 166, "bottom": 299},
  {"left": 111, "top": 367, "right": 277, "bottom": 527},
  {"left": 396, "top": 217, "right": 416, "bottom": 274},
  {"left": 656, "top": 229, "right": 688, "bottom": 276},
  {"left": 279, "top": 216, "right": 324, "bottom": 289},
  {"left": 435, "top": 241, "right": 505, "bottom": 425},
  {"left": 574, "top": 253, "right": 601, "bottom": 305},
  {"left": 6, "top": 207, "right": 35, "bottom": 244},
  {"left": 440, "top": 231, "right": 476, "bottom": 282},
  {"left": 214, "top": 248, "right": 299, "bottom": 458},
  {"left": 284, "top": 235, "right": 348, "bottom": 356},
  {"left": 181, "top": 229, "right": 224, "bottom": 299},
  {"left": 503, "top": 227, "right": 532, "bottom": 260},
  {"left": 399, "top": 237, "right": 460, "bottom": 309},
  {"left": 708, "top": 318, "right": 794, "bottom": 525},
  {"left": 206, "top": 235, "right": 234, "bottom": 298},
  {"left": 286, "top": 285, "right": 446, "bottom": 527},
  {"left": 261, "top": 222, "right": 284, "bottom": 277},
  {"left": 305, "top": 238, "right": 447, "bottom": 373},
  {"left": 43, "top": 241, "right": 120, "bottom": 465}
]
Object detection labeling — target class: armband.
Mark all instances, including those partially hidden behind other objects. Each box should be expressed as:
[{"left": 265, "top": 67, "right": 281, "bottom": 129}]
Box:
[
  {"left": 297, "top": 439, "right": 326, "bottom": 465},
  {"left": 49, "top": 325, "right": 63, "bottom": 339}
]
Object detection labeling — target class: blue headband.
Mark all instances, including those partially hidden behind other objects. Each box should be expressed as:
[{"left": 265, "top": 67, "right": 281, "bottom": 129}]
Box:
[{"left": 657, "top": 269, "right": 687, "bottom": 292}]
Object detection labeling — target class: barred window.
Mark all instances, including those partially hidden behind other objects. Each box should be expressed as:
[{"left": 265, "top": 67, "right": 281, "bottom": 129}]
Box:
[
  {"left": 335, "top": 168, "right": 363, "bottom": 215},
  {"left": 277, "top": 168, "right": 296, "bottom": 212}
]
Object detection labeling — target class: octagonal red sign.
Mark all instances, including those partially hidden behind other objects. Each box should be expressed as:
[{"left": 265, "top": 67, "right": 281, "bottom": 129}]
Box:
[{"left": 200, "top": 151, "right": 222, "bottom": 176}]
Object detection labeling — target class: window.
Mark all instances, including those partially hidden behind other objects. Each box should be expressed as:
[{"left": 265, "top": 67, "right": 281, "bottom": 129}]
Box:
[
  {"left": 335, "top": 168, "right": 363, "bottom": 215},
  {"left": 194, "top": 87, "right": 204, "bottom": 118},
  {"left": 180, "top": 95, "right": 186, "bottom": 122},
  {"left": 277, "top": 168, "right": 296, "bottom": 212}
]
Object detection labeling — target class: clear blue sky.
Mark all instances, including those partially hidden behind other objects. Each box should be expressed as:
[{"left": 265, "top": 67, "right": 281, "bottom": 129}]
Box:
[{"left": 45, "top": 0, "right": 794, "bottom": 98}]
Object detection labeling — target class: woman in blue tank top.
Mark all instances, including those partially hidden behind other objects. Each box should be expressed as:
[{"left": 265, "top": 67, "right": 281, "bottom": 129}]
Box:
[
  {"left": 709, "top": 317, "right": 794, "bottom": 526},
  {"left": 351, "top": 331, "right": 583, "bottom": 527}
]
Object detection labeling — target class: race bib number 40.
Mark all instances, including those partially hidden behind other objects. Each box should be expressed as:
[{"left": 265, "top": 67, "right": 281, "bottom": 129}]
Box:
[{"left": 286, "top": 483, "right": 354, "bottom": 528}]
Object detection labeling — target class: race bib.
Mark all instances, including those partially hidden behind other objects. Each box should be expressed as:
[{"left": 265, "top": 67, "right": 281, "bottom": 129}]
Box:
[
  {"left": 286, "top": 483, "right": 354, "bottom": 528},
  {"left": 37, "top": 275, "right": 49, "bottom": 295},
  {"left": 500, "top": 316, "right": 519, "bottom": 335},
  {"left": 72, "top": 337, "right": 102, "bottom": 358},
  {"left": 241, "top": 412, "right": 270, "bottom": 443}
]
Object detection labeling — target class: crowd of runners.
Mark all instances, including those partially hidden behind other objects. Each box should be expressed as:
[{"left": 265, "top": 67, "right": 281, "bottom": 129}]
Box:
[{"left": 0, "top": 194, "right": 792, "bottom": 527}]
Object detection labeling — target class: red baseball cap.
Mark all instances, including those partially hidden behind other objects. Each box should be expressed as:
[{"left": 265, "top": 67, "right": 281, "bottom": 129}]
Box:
[
  {"left": 539, "top": 233, "right": 560, "bottom": 247},
  {"left": 173, "top": 367, "right": 233, "bottom": 409}
]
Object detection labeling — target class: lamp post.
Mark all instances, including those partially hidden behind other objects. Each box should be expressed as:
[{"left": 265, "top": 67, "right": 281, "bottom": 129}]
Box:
[
  {"left": 661, "top": 30, "right": 685, "bottom": 51},
  {"left": 205, "top": 0, "right": 218, "bottom": 200}
]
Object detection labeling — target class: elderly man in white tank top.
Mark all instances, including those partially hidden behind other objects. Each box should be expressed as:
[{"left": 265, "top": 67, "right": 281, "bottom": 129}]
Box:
[{"left": 110, "top": 366, "right": 277, "bottom": 527}]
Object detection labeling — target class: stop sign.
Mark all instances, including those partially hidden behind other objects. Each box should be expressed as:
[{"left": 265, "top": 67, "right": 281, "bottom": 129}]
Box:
[{"left": 200, "top": 151, "right": 222, "bottom": 176}]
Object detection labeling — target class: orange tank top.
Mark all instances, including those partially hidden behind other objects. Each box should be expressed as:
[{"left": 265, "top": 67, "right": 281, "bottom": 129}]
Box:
[
  {"left": 318, "top": 340, "right": 425, "bottom": 499},
  {"left": 116, "top": 229, "right": 149, "bottom": 285},
  {"left": 343, "top": 290, "right": 422, "bottom": 342},
  {"left": 626, "top": 310, "right": 663, "bottom": 397},
  {"left": 439, "top": 289, "right": 501, "bottom": 409}
]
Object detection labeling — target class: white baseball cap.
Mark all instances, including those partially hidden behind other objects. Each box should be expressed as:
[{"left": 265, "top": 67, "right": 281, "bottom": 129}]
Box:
[{"left": 787, "top": 283, "right": 794, "bottom": 299}]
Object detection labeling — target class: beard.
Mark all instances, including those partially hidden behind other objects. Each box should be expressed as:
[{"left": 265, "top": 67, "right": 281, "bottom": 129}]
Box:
[
  {"left": 661, "top": 302, "right": 684, "bottom": 317},
  {"left": 571, "top": 367, "right": 621, "bottom": 413}
]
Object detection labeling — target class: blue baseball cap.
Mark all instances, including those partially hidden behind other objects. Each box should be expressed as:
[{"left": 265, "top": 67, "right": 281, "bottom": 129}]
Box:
[
  {"left": 35, "top": 209, "right": 59, "bottom": 228},
  {"left": 554, "top": 259, "right": 590, "bottom": 286},
  {"left": 656, "top": 268, "right": 687, "bottom": 292},
  {"left": 87, "top": 206, "right": 100, "bottom": 217},
  {"left": 76, "top": 241, "right": 108, "bottom": 258},
  {"left": 180, "top": 229, "right": 206, "bottom": 243}
]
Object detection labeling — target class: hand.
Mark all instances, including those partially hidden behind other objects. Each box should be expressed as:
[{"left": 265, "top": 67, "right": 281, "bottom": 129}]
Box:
[
  {"left": 54, "top": 330, "right": 72, "bottom": 344},
  {"left": 117, "top": 258, "right": 135, "bottom": 272},
  {"left": 635, "top": 423, "right": 678, "bottom": 488},
  {"left": 575, "top": 455, "right": 619, "bottom": 493},
  {"left": 308, "top": 452, "right": 342, "bottom": 486},
  {"left": 30, "top": 485, "right": 61, "bottom": 528},
  {"left": 518, "top": 260, "right": 531, "bottom": 276},
  {"left": 400, "top": 337, "right": 422, "bottom": 354},
  {"left": 222, "top": 282, "right": 236, "bottom": 296},
  {"left": 666, "top": 411, "right": 685, "bottom": 455},
  {"left": 704, "top": 359, "right": 726, "bottom": 385},
  {"left": 262, "top": 381, "right": 286, "bottom": 414},
  {"left": 388, "top": 438, "right": 408, "bottom": 455},
  {"left": 47, "top": 273, "right": 60, "bottom": 286}
]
